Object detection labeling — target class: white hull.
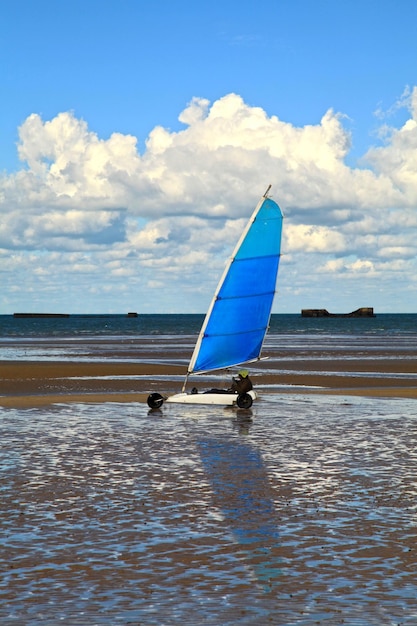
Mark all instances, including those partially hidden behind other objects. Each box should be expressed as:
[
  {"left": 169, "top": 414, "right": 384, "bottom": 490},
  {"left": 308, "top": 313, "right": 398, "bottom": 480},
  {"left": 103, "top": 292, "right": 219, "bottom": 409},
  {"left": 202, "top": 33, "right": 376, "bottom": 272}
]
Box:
[{"left": 166, "top": 390, "right": 257, "bottom": 406}]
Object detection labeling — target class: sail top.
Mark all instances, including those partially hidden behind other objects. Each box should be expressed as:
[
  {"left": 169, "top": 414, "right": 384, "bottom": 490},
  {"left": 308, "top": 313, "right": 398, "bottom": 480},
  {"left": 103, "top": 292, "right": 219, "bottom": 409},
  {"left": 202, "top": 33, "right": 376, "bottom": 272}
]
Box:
[{"left": 188, "top": 192, "right": 283, "bottom": 375}]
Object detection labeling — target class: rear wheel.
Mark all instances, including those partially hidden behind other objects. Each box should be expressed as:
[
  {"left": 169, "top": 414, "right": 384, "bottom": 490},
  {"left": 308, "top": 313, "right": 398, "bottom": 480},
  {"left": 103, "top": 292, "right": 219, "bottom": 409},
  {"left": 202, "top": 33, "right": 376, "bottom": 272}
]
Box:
[
  {"left": 147, "top": 392, "right": 164, "bottom": 409},
  {"left": 237, "top": 392, "right": 253, "bottom": 409}
]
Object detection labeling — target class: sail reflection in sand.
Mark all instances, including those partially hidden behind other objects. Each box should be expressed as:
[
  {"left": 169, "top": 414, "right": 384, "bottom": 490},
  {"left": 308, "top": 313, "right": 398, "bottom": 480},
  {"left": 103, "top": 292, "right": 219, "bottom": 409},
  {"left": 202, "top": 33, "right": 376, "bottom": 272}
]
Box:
[{"left": 197, "top": 432, "right": 281, "bottom": 591}]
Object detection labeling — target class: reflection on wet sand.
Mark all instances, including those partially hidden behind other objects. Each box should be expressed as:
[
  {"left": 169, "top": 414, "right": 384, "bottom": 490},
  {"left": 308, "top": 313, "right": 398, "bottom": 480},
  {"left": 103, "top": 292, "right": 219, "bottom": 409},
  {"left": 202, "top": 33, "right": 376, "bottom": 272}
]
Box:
[
  {"left": 1, "top": 395, "right": 417, "bottom": 624},
  {"left": 197, "top": 430, "right": 282, "bottom": 591}
]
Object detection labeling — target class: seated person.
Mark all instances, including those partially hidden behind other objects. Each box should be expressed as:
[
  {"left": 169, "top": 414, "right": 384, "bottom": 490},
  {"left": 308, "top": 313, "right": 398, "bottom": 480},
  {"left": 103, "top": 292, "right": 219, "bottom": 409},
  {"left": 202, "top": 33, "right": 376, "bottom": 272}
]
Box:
[
  {"left": 204, "top": 369, "right": 253, "bottom": 394},
  {"left": 229, "top": 369, "right": 253, "bottom": 393}
]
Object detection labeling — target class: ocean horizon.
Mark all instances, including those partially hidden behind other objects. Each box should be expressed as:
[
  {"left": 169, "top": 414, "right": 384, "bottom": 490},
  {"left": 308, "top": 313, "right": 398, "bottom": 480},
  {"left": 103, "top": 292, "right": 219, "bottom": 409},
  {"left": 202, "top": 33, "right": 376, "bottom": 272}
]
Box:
[{"left": 1, "top": 312, "right": 417, "bottom": 340}]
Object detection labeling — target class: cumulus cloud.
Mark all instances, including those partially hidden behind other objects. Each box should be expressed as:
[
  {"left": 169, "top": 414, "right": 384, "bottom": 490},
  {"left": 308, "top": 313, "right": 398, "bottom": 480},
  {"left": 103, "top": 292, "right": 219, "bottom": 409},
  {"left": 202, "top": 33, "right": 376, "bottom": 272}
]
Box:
[
  {"left": 1, "top": 88, "right": 417, "bottom": 312},
  {"left": 286, "top": 224, "right": 347, "bottom": 254},
  {"left": 364, "top": 108, "right": 417, "bottom": 202}
]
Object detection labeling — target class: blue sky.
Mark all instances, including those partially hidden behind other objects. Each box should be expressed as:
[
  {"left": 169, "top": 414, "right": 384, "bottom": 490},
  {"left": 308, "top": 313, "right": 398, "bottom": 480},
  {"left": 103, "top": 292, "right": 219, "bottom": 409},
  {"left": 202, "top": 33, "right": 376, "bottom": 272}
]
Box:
[{"left": 1, "top": 0, "right": 417, "bottom": 313}]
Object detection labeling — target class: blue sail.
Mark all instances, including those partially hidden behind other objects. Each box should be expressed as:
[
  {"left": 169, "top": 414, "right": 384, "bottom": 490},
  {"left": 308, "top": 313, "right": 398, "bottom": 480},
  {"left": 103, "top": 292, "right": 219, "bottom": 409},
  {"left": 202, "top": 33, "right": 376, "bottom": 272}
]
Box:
[{"left": 188, "top": 192, "right": 283, "bottom": 374}]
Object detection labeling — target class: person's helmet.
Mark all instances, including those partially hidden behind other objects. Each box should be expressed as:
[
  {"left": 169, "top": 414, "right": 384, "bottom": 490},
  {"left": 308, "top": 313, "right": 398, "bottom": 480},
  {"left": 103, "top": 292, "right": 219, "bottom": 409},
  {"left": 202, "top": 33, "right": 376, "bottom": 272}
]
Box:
[{"left": 238, "top": 369, "right": 249, "bottom": 378}]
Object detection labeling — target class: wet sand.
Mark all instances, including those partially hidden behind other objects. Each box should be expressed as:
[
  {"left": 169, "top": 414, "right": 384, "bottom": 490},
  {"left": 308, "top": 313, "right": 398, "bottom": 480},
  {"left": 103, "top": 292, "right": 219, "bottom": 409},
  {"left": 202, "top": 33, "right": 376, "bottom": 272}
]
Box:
[
  {"left": 2, "top": 337, "right": 417, "bottom": 623},
  {"left": 1, "top": 352, "right": 417, "bottom": 407},
  {"left": 1, "top": 394, "right": 417, "bottom": 624}
]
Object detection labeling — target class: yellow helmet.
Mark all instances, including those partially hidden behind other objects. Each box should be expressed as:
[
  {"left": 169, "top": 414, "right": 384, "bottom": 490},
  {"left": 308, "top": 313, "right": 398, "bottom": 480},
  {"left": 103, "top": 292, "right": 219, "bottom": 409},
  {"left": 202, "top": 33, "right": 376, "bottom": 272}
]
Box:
[{"left": 238, "top": 369, "right": 249, "bottom": 378}]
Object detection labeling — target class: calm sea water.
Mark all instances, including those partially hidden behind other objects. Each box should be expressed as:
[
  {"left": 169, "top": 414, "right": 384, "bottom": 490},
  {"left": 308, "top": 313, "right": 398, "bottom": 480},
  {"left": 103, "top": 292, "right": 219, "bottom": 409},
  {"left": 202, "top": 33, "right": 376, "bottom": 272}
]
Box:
[
  {"left": 1, "top": 313, "right": 417, "bottom": 339},
  {"left": 1, "top": 312, "right": 416, "bottom": 366}
]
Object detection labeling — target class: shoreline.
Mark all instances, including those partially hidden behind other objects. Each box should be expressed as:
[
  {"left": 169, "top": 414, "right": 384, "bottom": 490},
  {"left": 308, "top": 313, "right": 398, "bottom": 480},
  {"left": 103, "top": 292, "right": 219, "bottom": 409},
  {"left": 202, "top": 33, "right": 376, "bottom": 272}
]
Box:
[{"left": 1, "top": 358, "right": 417, "bottom": 407}]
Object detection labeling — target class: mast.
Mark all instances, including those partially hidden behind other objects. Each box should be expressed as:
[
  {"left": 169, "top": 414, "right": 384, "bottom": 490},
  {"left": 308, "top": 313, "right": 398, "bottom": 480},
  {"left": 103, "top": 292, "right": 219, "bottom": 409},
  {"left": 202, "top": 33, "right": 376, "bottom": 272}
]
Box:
[{"left": 182, "top": 185, "right": 283, "bottom": 391}]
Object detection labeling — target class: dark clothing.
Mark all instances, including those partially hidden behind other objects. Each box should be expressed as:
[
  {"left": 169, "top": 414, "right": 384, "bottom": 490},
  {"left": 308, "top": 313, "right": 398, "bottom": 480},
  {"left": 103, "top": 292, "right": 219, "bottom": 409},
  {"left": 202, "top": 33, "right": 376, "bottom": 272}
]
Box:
[
  {"left": 203, "top": 373, "right": 253, "bottom": 395},
  {"left": 229, "top": 375, "right": 253, "bottom": 394}
]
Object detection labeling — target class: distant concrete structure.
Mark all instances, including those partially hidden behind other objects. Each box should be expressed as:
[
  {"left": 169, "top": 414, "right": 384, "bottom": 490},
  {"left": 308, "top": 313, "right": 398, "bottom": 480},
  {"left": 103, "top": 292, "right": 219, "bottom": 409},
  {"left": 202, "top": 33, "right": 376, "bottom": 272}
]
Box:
[
  {"left": 13, "top": 313, "right": 70, "bottom": 318},
  {"left": 301, "top": 307, "right": 375, "bottom": 318}
]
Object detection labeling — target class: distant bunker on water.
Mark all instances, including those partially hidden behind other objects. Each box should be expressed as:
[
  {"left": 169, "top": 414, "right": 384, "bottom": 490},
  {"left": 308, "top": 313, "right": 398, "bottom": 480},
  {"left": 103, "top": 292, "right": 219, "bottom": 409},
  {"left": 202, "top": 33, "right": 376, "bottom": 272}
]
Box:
[
  {"left": 301, "top": 307, "right": 376, "bottom": 318},
  {"left": 13, "top": 312, "right": 139, "bottom": 318}
]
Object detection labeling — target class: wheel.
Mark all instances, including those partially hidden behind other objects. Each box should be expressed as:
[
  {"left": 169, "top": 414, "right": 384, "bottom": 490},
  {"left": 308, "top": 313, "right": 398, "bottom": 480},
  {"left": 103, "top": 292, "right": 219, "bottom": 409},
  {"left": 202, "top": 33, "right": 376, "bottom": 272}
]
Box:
[
  {"left": 237, "top": 392, "right": 253, "bottom": 409},
  {"left": 147, "top": 392, "right": 164, "bottom": 409}
]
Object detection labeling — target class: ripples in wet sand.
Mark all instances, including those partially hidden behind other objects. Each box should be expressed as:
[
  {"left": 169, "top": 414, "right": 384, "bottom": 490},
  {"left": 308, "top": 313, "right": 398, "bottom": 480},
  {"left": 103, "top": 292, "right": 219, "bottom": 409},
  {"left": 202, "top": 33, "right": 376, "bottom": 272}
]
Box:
[{"left": 1, "top": 394, "right": 417, "bottom": 625}]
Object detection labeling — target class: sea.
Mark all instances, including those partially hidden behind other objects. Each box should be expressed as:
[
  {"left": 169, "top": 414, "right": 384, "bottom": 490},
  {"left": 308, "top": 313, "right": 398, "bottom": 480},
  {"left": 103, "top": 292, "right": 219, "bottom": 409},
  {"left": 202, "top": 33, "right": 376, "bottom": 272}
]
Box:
[
  {"left": 1, "top": 312, "right": 417, "bottom": 363},
  {"left": 2, "top": 312, "right": 417, "bottom": 340},
  {"left": 1, "top": 313, "right": 417, "bottom": 625}
]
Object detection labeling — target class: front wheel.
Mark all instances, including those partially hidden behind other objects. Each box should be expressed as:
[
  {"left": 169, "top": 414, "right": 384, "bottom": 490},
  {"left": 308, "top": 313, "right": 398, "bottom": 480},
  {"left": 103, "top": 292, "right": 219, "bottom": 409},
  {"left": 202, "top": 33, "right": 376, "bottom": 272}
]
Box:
[
  {"left": 147, "top": 392, "right": 164, "bottom": 409},
  {"left": 237, "top": 392, "right": 253, "bottom": 409}
]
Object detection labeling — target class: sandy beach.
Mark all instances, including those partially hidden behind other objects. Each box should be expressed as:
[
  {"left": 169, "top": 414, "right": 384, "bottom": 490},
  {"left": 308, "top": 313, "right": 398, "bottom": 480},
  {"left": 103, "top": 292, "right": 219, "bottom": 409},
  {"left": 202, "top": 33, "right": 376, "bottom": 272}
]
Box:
[
  {"left": 1, "top": 351, "right": 417, "bottom": 407},
  {"left": 2, "top": 380, "right": 417, "bottom": 624},
  {"left": 2, "top": 332, "right": 417, "bottom": 624}
]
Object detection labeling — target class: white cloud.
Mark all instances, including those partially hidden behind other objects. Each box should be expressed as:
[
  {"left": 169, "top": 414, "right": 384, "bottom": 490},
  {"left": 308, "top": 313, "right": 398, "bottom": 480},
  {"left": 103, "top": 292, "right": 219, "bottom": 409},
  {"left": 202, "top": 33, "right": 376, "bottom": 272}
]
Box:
[
  {"left": 1, "top": 89, "right": 417, "bottom": 312},
  {"left": 285, "top": 224, "right": 346, "bottom": 253},
  {"left": 16, "top": 112, "right": 140, "bottom": 203},
  {"left": 363, "top": 86, "right": 417, "bottom": 202}
]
